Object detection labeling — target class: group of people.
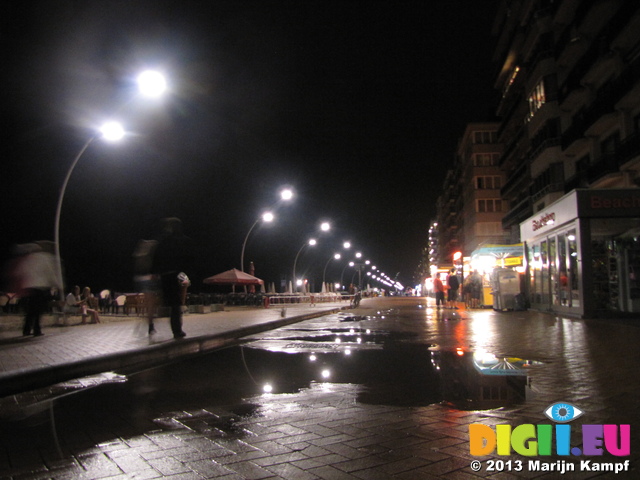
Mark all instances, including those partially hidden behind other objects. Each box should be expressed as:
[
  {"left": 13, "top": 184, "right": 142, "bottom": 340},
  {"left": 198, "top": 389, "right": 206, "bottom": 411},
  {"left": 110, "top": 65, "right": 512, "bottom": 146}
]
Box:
[
  {"left": 4, "top": 217, "right": 193, "bottom": 340},
  {"left": 64, "top": 285, "right": 101, "bottom": 324},
  {"left": 432, "top": 268, "right": 484, "bottom": 309}
]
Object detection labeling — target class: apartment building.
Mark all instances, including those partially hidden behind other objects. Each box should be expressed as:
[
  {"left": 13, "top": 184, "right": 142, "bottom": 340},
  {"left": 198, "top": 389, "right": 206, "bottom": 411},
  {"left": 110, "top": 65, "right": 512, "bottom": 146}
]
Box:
[
  {"left": 493, "top": 0, "right": 640, "bottom": 316},
  {"left": 433, "top": 123, "right": 507, "bottom": 268}
]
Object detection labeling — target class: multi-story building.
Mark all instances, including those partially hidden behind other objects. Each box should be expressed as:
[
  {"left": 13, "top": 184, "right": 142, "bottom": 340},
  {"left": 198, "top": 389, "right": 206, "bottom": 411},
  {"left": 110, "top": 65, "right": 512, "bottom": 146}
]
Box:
[
  {"left": 433, "top": 123, "right": 506, "bottom": 270},
  {"left": 458, "top": 123, "right": 508, "bottom": 254},
  {"left": 492, "top": 0, "right": 640, "bottom": 316}
]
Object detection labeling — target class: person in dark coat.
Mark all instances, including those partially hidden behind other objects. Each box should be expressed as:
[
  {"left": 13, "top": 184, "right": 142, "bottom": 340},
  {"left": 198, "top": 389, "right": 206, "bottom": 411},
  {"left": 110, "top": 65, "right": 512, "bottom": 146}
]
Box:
[
  {"left": 447, "top": 268, "right": 460, "bottom": 309},
  {"left": 152, "top": 218, "right": 193, "bottom": 339}
]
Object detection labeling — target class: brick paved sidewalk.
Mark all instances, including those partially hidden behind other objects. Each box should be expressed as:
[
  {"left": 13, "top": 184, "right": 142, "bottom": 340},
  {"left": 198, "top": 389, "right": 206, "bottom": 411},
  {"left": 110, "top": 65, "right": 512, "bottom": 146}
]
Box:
[{"left": 0, "top": 301, "right": 351, "bottom": 397}]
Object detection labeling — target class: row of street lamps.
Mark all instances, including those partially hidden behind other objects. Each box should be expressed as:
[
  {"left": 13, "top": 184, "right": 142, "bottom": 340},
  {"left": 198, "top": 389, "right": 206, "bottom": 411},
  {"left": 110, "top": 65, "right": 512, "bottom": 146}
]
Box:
[
  {"left": 239, "top": 194, "right": 398, "bottom": 292},
  {"left": 53, "top": 69, "right": 402, "bottom": 296}
]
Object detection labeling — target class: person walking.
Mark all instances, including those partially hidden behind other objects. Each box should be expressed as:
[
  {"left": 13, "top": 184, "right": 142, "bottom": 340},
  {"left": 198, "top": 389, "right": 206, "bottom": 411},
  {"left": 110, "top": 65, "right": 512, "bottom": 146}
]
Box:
[
  {"left": 447, "top": 268, "right": 460, "bottom": 309},
  {"left": 433, "top": 273, "right": 445, "bottom": 308},
  {"left": 152, "top": 218, "right": 193, "bottom": 339},
  {"left": 13, "top": 241, "right": 62, "bottom": 336}
]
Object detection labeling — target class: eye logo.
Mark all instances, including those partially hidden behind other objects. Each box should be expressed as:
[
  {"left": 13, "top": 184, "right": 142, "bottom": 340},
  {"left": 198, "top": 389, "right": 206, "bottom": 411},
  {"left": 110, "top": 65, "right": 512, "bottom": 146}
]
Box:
[{"left": 544, "top": 402, "right": 584, "bottom": 423}]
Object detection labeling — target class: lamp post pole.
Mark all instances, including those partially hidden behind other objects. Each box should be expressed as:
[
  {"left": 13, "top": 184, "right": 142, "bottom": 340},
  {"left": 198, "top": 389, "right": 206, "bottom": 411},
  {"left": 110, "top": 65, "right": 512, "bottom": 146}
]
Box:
[
  {"left": 54, "top": 120, "right": 125, "bottom": 301},
  {"left": 292, "top": 239, "right": 316, "bottom": 292},
  {"left": 240, "top": 212, "right": 273, "bottom": 273},
  {"left": 322, "top": 253, "right": 341, "bottom": 290}
]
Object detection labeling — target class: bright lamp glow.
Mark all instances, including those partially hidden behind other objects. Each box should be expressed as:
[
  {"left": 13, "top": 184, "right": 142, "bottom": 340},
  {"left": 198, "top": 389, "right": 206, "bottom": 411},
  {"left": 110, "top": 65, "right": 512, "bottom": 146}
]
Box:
[
  {"left": 100, "top": 122, "right": 125, "bottom": 141},
  {"left": 280, "top": 188, "right": 293, "bottom": 201},
  {"left": 320, "top": 222, "right": 330, "bottom": 232},
  {"left": 262, "top": 212, "right": 274, "bottom": 222},
  {"left": 309, "top": 239, "right": 317, "bottom": 246},
  {"left": 137, "top": 70, "right": 166, "bottom": 97}
]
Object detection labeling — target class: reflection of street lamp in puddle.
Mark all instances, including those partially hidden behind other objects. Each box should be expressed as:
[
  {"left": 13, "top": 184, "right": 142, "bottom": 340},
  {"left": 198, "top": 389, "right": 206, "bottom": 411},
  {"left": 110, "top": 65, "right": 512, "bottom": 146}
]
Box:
[{"left": 309, "top": 354, "right": 317, "bottom": 362}]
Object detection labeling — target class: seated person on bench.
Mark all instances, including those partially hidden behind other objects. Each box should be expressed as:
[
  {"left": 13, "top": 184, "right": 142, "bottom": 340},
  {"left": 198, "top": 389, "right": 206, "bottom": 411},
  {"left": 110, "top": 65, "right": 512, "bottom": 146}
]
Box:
[{"left": 65, "top": 285, "right": 100, "bottom": 324}]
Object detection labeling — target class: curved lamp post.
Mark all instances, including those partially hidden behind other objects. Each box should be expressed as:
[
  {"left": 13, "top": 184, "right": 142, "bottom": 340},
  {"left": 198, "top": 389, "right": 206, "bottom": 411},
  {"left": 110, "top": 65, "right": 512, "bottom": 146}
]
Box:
[
  {"left": 292, "top": 239, "right": 316, "bottom": 291},
  {"left": 240, "top": 188, "right": 294, "bottom": 273},
  {"left": 54, "top": 70, "right": 167, "bottom": 300},
  {"left": 339, "top": 261, "right": 355, "bottom": 291},
  {"left": 322, "top": 253, "right": 341, "bottom": 290},
  {"left": 54, "top": 122, "right": 125, "bottom": 300},
  {"left": 240, "top": 211, "right": 273, "bottom": 273}
]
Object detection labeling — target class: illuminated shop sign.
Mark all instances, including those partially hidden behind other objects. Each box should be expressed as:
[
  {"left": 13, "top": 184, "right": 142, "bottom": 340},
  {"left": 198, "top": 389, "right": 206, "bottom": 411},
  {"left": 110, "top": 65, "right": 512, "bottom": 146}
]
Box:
[{"left": 532, "top": 212, "right": 555, "bottom": 232}]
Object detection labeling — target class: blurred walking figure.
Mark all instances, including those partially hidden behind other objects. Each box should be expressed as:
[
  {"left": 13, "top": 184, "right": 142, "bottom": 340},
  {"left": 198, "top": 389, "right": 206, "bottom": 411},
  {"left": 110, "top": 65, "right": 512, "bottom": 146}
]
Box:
[
  {"left": 433, "top": 273, "right": 445, "bottom": 308},
  {"left": 133, "top": 239, "right": 159, "bottom": 334},
  {"left": 11, "top": 241, "right": 62, "bottom": 336},
  {"left": 152, "top": 218, "right": 193, "bottom": 339}
]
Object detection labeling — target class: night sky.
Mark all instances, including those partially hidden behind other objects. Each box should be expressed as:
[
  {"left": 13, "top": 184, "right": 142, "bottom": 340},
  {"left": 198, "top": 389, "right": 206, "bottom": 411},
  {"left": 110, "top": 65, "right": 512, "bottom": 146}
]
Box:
[{"left": 1, "top": 1, "right": 497, "bottom": 293}]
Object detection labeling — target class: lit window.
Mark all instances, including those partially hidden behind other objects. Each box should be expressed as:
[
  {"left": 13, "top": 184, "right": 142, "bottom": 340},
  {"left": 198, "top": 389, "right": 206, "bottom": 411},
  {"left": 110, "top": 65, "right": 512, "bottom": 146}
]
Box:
[{"left": 528, "top": 80, "right": 546, "bottom": 117}]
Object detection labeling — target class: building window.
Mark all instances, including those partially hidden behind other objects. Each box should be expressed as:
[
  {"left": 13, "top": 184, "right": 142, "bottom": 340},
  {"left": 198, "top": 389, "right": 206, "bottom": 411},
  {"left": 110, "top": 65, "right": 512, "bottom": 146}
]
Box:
[
  {"left": 528, "top": 79, "right": 546, "bottom": 118},
  {"left": 473, "top": 131, "right": 497, "bottom": 144},
  {"left": 476, "top": 176, "right": 502, "bottom": 189},
  {"left": 477, "top": 199, "right": 503, "bottom": 212},
  {"left": 473, "top": 153, "right": 500, "bottom": 166}
]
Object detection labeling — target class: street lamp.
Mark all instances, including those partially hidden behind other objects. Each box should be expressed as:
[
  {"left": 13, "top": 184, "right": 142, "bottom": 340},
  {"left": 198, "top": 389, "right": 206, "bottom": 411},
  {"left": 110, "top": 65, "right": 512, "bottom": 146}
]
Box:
[
  {"left": 292, "top": 238, "right": 317, "bottom": 291},
  {"left": 54, "top": 121, "right": 125, "bottom": 300},
  {"left": 240, "top": 188, "right": 294, "bottom": 272},
  {"left": 240, "top": 211, "right": 274, "bottom": 273},
  {"left": 137, "top": 70, "right": 167, "bottom": 98},
  {"left": 322, "top": 253, "right": 341, "bottom": 290},
  {"left": 54, "top": 70, "right": 166, "bottom": 300}
]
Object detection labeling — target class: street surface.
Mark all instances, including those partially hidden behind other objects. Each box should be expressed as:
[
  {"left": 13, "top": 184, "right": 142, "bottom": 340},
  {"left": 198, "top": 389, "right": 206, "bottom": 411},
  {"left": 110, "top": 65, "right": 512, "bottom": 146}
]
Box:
[{"left": 0, "top": 297, "right": 638, "bottom": 479}]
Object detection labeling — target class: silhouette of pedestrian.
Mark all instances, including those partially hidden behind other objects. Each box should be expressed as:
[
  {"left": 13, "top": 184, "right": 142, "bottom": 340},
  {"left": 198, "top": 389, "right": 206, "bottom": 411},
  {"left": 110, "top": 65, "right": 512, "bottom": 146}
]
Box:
[
  {"left": 11, "top": 241, "right": 62, "bottom": 336},
  {"left": 152, "top": 218, "right": 193, "bottom": 339}
]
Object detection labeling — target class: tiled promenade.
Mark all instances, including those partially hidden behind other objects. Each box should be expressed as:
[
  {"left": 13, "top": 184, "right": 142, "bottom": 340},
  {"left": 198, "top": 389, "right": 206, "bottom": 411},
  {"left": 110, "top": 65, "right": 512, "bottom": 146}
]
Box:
[{"left": 0, "top": 297, "right": 638, "bottom": 479}]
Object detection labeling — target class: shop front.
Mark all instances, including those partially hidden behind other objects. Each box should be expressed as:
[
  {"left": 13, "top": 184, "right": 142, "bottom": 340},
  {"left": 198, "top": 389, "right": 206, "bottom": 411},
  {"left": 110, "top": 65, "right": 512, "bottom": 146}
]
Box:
[{"left": 520, "top": 189, "right": 640, "bottom": 318}]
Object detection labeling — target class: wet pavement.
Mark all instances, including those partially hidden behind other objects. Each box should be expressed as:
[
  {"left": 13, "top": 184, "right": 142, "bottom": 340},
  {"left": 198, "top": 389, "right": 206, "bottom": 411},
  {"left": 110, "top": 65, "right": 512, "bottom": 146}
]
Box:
[{"left": 0, "top": 297, "right": 639, "bottom": 479}]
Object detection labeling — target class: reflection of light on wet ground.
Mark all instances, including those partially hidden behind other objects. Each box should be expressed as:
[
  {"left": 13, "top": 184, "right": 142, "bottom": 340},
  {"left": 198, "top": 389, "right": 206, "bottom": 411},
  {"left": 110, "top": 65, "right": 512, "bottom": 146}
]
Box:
[{"left": 0, "top": 372, "right": 127, "bottom": 420}]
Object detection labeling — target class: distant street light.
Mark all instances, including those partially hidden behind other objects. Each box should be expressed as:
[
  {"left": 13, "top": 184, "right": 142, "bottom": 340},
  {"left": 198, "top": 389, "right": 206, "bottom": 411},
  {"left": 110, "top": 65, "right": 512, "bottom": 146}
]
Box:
[{"left": 54, "top": 121, "right": 125, "bottom": 300}]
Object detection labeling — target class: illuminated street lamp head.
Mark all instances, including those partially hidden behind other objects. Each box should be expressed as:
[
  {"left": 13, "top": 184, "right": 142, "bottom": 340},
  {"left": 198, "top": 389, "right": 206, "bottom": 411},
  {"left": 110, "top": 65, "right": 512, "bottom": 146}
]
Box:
[
  {"left": 343, "top": 241, "right": 351, "bottom": 249},
  {"left": 320, "top": 222, "right": 330, "bottom": 232},
  {"left": 280, "top": 188, "right": 294, "bottom": 201},
  {"left": 137, "top": 70, "right": 167, "bottom": 97},
  {"left": 262, "top": 212, "right": 274, "bottom": 222},
  {"left": 308, "top": 238, "right": 317, "bottom": 246},
  {"left": 355, "top": 252, "right": 362, "bottom": 258},
  {"left": 100, "top": 121, "right": 125, "bottom": 142},
  {"left": 334, "top": 253, "right": 341, "bottom": 260}
]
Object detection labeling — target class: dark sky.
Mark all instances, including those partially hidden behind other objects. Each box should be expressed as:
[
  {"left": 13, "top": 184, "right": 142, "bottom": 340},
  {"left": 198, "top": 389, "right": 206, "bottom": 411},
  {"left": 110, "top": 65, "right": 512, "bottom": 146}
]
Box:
[{"left": 1, "top": 0, "right": 497, "bottom": 293}]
